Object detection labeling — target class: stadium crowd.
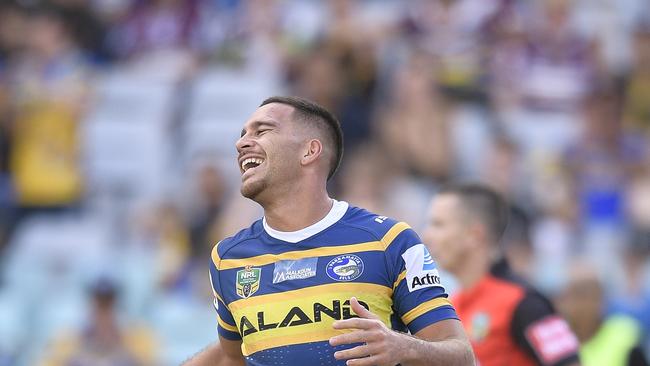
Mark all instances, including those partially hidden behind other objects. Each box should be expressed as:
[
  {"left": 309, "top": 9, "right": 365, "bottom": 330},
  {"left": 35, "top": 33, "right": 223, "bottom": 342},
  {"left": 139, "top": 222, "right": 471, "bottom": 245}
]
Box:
[{"left": 0, "top": 0, "right": 649, "bottom": 365}]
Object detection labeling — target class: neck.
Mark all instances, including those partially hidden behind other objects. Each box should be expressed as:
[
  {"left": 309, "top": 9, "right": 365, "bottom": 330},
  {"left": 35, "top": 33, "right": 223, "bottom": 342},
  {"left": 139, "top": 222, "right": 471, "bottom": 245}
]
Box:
[
  {"left": 261, "top": 186, "right": 333, "bottom": 232},
  {"left": 454, "top": 247, "right": 492, "bottom": 289}
]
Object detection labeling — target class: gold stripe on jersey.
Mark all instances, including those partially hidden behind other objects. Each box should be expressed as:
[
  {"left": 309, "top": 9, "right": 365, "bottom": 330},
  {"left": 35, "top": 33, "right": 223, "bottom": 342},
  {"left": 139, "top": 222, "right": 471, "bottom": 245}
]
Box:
[
  {"left": 211, "top": 241, "right": 222, "bottom": 265},
  {"left": 212, "top": 221, "right": 411, "bottom": 270},
  {"left": 229, "top": 282, "right": 393, "bottom": 356},
  {"left": 217, "top": 241, "right": 383, "bottom": 270},
  {"left": 401, "top": 297, "right": 452, "bottom": 325},
  {"left": 381, "top": 222, "right": 410, "bottom": 247},
  {"left": 243, "top": 328, "right": 346, "bottom": 356},
  {"left": 218, "top": 315, "right": 238, "bottom": 332},
  {"left": 393, "top": 270, "right": 407, "bottom": 290}
]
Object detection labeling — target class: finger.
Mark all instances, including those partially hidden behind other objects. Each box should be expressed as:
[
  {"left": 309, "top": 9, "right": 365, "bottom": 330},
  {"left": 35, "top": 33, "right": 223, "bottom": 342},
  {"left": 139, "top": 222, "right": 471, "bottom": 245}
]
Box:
[
  {"left": 350, "top": 297, "right": 380, "bottom": 320},
  {"left": 332, "top": 317, "right": 378, "bottom": 330},
  {"left": 333, "top": 344, "right": 372, "bottom": 361},
  {"left": 329, "top": 330, "right": 367, "bottom": 346},
  {"left": 345, "top": 355, "right": 384, "bottom": 366}
]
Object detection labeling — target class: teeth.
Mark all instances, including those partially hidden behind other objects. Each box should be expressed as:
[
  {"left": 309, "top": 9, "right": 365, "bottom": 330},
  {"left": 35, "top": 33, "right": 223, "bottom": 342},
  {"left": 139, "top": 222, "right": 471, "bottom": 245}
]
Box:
[{"left": 241, "top": 158, "right": 264, "bottom": 172}]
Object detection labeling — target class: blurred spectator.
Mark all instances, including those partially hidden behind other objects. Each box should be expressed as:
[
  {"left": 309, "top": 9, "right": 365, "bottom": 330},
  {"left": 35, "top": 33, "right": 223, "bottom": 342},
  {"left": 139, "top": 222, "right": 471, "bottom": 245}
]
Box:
[
  {"left": 130, "top": 201, "right": 191, "bottom": 290},
  {"left": 626, "top": 168, "right": 650, "bottom": 229},
  {"left": 502, "top": 0, "right": 597, "bottom": 157},
  {"left": 487, "top": 2, "right": 529, "bottom": 113},
  {"left": 107, "top": 0, "right": 200, "bottom": 59},
  {"left": 0, "top": 1, "right": 27, "bottom": 67},
  {"left": 290, "top": 46, "right": 343, "bottom": 124},
  {"left": 322, "top": 0, "right": 379, "bottom": 151},
  {"left": 0, "top": 1, "right": 23, "bottom": 251},
  {"left": 6, "top": 5, "right": 89, "bottom": 220},
  {"left": 289, "top": 0, "right": 382, "bottom": 157},
  {"left": 566, "top": 87, "right": 646, "bottom": 229},
  {"left": 529, "top": 162, "right": 579, "bottom": 292},
  {"left": 564, "top": 87, "right": 647, "bottom": 273},
  {"left": 182, "top": 163, "right": 226, "bottom": 260},
  {"left": 608, "top": 229, "right": 650, "bottom": 337},
  {"left": 556, "top": 261, "right": 649, "bottom": 366},
  {"left": 376, "top": 52, "right": 451, "bottom": 180},
  {"left": 39, "top": 278, "right": 158, "bottom": 366},
  {"left": 480, "top": 137, "right": 527, "bottom": 204},
  {"left": 623, "top": 25, "right": 650, "bottom": 135},
  {"left": 400, "top": 0, "right": 506, "bottom": 101},
  {"left": 50, "top": 0, "right": 111, "bottom": 62}
]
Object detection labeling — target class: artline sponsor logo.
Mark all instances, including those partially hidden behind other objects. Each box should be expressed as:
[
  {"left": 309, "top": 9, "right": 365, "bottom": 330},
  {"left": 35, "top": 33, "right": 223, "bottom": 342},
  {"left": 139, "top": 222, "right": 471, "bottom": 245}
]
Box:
[
  {"left": 402, "top": 244, "right": 444, "bottom": 292},
  {"left": 238, "top": 299, "right": 370, "bottom": 337},
  {"left": 273, "top": 258, "right": 317, "bottom": 284},
  {"left": 411, "top": 272, "right": 441, "bottom": 288}
]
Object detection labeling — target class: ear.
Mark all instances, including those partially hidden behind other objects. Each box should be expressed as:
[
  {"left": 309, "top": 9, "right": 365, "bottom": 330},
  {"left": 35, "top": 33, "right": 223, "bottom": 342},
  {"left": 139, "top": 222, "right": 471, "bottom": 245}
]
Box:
[
  {"left": 466, "top": 222, "right": 487, "bottom": 249},
  {"left": 301, "top": 139, "right": 324, "bottom": 166}
]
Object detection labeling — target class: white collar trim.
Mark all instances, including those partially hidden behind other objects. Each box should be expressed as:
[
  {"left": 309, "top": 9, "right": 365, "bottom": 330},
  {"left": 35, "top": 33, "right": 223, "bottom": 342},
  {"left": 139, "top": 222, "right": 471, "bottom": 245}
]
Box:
[{"left": 263, "top": 200, "right": 349, "bottom": 243}]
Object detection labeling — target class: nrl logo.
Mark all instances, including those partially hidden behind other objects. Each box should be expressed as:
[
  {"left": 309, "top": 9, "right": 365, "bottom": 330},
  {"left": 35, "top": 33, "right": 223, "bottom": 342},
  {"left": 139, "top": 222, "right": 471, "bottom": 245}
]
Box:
[{"left": 236, "top": 266, "right": 261, "bottom": 299}]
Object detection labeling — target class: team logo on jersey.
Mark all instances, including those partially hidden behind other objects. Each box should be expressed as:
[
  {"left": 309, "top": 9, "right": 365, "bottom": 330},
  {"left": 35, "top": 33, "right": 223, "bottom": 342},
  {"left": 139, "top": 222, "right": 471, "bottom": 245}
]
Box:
[
  {"left": 236, "top": 266, "right": 261, "bottom": 299},
  {"left": 470, "top": 312, "right": 491, "bottom": 342},
  {"left": 402, "top": 244, "right": 443, "bottom": 292},
  {"left": 326, "top": 254, "right": 364, "bottom": 282},
  {"left": 273, "top": 258, "right": 318, "bottom": 284}
]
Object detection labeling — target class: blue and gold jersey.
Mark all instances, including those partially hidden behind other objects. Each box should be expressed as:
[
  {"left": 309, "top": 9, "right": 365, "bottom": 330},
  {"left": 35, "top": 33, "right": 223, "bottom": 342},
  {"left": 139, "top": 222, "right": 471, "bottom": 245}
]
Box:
[{"left": 209, "top": 201, "right": 457, "bottom": 365}]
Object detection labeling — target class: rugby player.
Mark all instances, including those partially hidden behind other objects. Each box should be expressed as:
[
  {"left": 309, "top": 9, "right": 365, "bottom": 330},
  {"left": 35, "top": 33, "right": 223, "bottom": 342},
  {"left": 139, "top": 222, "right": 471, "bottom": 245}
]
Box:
[{"left": 183, "top": 96, "right": 474, "bottom": 366}]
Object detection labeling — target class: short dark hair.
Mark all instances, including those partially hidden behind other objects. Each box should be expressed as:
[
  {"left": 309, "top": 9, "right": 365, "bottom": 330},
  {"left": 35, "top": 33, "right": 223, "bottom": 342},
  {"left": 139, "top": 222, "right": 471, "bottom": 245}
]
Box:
[
  {"left": 438, "top": 183, "right": 510, "bottom": 243},
  {"left": 260, "top": 96, "right": 343, "bottom": 180}
]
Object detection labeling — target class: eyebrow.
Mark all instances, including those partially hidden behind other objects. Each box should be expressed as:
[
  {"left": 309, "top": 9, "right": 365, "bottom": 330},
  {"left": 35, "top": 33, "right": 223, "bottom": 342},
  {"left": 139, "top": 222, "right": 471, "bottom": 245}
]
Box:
[{"left": 240, "top": 120, "right": 278, "bottom": 137}]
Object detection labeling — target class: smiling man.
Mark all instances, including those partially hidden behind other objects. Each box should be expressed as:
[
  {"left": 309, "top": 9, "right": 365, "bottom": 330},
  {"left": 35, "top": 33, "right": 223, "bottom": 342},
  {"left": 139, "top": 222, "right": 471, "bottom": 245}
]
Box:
[{"left": 183, "top": 96, "right": 474, "bottom": 366}]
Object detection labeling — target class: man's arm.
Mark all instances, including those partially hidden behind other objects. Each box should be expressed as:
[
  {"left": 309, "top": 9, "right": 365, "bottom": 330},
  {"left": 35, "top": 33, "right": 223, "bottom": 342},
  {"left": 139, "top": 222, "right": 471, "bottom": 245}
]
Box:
[
  {"left": 511, "top": 293, "right": 581, "bottom": 366},
  {"left": 329, "top": 297, "right": 474, "bottom": 366},
  {"left": 182, "top": 337, "right": 245, "bottom": 366}
]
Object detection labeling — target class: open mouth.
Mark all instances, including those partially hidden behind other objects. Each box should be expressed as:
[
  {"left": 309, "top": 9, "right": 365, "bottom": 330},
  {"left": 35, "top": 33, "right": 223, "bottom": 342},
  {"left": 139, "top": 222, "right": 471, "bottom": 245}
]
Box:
[{"left": 241, "top": 157, "right": 265, "bottom": 173}]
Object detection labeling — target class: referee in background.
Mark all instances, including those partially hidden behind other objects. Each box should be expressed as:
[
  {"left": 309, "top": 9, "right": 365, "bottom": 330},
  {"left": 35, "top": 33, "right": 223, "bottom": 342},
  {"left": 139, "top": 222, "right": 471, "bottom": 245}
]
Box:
[{"left": 423, "top": 183, "right": 581, "bottom": 366}]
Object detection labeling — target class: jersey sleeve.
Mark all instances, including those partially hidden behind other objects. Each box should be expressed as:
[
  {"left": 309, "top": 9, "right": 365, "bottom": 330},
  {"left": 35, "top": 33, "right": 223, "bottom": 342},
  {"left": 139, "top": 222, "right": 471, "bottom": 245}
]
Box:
[
  {"left": 385, "top": 223, "right": 458, "bottom": 334},
  {"left": 209, "top": 254, "right": 241, "bottom": 341},
  {"left": 511, "top": 291, "right": 580, "bottom": 366}
]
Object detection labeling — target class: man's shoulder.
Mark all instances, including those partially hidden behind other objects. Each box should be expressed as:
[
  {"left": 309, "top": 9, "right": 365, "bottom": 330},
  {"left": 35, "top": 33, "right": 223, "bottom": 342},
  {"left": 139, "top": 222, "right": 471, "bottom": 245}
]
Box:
[
  {"left": 212, "top": 219, "right": 264, "bottom": 261},
  {"left": 340, "top": 204, "right": 410, "bottom": 242}
]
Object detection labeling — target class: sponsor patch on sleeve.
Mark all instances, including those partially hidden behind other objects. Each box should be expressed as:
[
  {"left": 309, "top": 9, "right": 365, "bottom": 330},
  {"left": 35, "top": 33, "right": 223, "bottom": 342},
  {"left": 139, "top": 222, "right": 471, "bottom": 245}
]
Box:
[
  {"left": 525, "top": 315, "right": 579, "bottom": 365},
  {"left": 401, "top": 244, "right": 444, "bottom": 292}
]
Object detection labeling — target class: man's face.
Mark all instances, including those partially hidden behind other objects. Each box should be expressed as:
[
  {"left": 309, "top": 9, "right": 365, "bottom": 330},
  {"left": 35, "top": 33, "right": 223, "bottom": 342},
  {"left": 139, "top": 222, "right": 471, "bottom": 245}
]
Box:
[
  {"left": 236, "top": 103, "right": 305, "bottom": 201},
  {"left": 555, "top": 273, "right": 603, "bottom": 341},
  {"left": 422, "top": 194, "right": 470, "bottom": 274}
]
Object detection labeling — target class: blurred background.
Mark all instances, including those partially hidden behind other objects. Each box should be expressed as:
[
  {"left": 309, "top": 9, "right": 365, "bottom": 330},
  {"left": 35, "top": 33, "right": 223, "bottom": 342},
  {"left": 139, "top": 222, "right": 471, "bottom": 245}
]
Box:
[{"left": 0, "top": 0, "right": 649, "bottom": 365}]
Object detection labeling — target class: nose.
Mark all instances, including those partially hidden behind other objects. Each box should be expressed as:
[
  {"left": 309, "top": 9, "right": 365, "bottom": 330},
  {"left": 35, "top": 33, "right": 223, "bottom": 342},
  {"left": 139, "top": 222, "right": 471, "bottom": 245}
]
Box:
[{"left": 235, "top": 133, "right": 253, "bottom": 153}]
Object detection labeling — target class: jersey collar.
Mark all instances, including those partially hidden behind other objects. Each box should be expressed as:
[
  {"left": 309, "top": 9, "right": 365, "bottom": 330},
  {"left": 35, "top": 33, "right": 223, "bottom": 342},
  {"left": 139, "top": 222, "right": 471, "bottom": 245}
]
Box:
[{"left": 262, "top": 200, "right": 349, "bottom": 243}]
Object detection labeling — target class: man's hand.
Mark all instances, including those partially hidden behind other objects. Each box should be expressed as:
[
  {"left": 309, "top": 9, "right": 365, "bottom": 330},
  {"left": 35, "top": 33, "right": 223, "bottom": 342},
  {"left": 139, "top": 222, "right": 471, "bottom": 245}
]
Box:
[{"left": 329, "top": 297, "right": 406, "bottom": 366}]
